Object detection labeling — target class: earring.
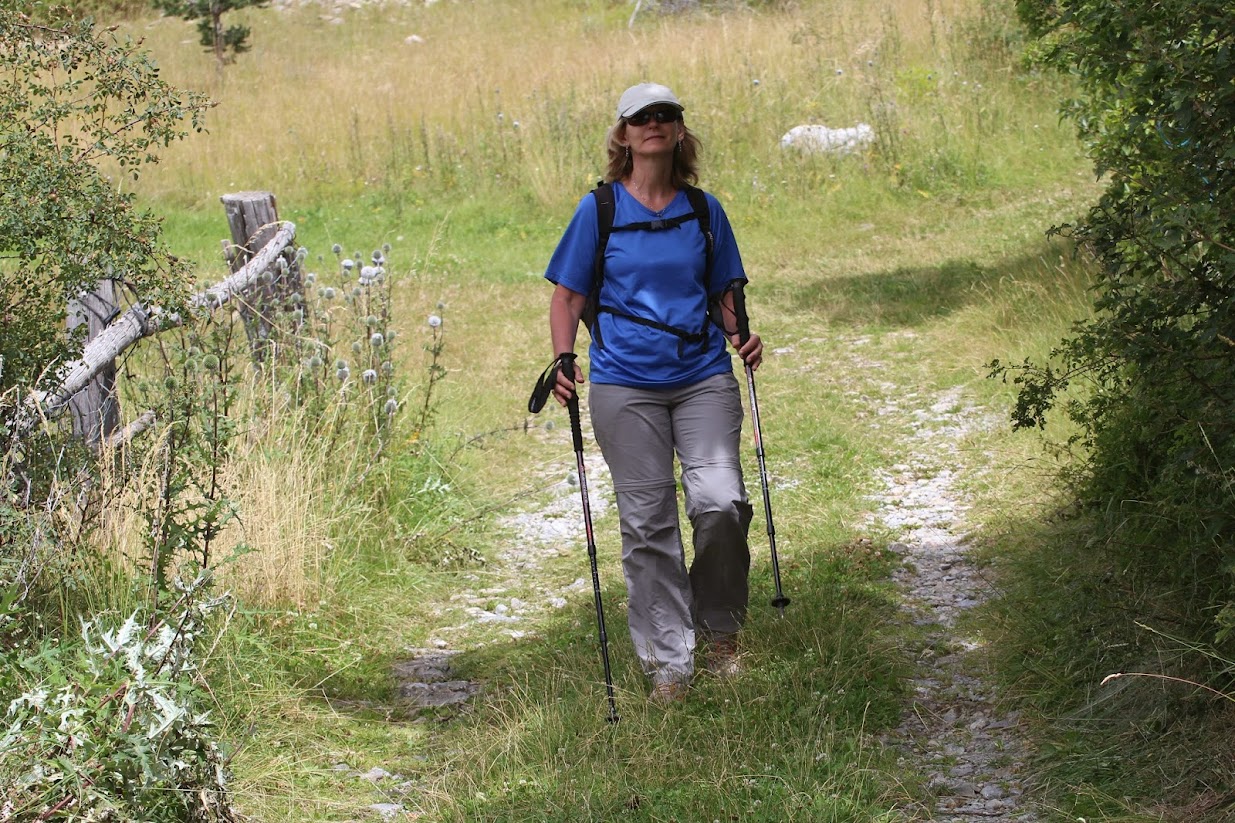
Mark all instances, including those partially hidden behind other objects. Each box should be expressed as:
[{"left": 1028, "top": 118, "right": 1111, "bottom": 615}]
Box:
[
  {"left": 625, "top": 145, "right": 631, "bottom": 161},
  {"left": 676, "top": 139, "right": 682, "bottom": 152}
]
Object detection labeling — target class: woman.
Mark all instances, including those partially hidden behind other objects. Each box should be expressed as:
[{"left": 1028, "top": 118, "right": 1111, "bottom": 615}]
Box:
[{"left": 543, "top": 82, "right": 764, "bottom": 704}]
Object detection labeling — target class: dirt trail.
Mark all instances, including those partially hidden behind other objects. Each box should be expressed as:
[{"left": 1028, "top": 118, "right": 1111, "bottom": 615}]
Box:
[
  {"left": 391, "top": 433, "right": 615, "bottom": 710},
  {"left": 846, "top": 333, "right": 1040, "bottom": 821},
  {"left": 385, "top": 332, "right": 1041, "bottom": 820}
]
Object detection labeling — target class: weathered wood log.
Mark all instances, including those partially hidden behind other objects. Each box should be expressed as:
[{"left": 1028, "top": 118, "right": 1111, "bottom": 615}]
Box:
[
  {"left": 104, "top": 409, "right": 156, "bottom": 449},
  {"left": 66, "top": 279, "right": 121, "bottom": 446},
  {"left": 36, "top": 221, "right": 297, "bottom": 420},
  {"left": 221, "top": 191, "right": 302, "bottom": 360}
]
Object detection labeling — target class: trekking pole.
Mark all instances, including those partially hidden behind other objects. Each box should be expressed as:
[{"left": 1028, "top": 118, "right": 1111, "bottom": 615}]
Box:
[
  {"left": 732, "top": 287, "right": 791, "bottom": 617},
  {"left": 528, "top": 354, "right": 620, "bottom": 724}
]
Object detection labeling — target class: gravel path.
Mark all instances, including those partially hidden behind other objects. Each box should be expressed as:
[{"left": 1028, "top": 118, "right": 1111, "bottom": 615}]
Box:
[
  {"left": 849, "top": 336, "right": 1040, "bottom": 821},
  {"left": 379, "top": 333, "right": 1040, "bottom": 820},
  {"left": 390, "top": 423, "right": 614, "bottom": 711},
  {"left": 358, "top": 425, "right": 614, "bottom": 818}
]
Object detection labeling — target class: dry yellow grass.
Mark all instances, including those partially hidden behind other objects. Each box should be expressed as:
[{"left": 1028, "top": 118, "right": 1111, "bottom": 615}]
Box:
[
  {"left": 128, "top": 0, "right": 1002, "bottom": 208},
  {"left": 86, "top": 380, "right": 378, "bottom": 609}
]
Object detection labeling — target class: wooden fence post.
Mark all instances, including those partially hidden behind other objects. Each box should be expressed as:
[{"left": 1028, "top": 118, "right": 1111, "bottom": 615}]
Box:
[
  {"left": 66, "top": 279, "right": 120, "bottom": 446},
  {"left": 220, "top": 191, "right": 301, "bottom": 361}
]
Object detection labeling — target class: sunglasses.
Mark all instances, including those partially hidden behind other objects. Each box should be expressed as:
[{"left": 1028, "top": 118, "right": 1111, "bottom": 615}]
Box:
[{"left": 626, "top": 108, "right": 682, "bottom": 126}]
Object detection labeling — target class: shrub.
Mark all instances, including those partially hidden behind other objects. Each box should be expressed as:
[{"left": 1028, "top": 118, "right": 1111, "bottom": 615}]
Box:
[
  {"left": 998, "top": 1, "right": 1235, "bottom": 643},
  {"left": 0, "top": 0, "right": 208, "bottom": 461}
]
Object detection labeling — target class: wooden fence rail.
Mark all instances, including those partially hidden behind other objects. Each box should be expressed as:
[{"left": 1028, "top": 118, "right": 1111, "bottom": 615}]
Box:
[{"left": 35, "top": 219, "right": 297, "bottom": 424}]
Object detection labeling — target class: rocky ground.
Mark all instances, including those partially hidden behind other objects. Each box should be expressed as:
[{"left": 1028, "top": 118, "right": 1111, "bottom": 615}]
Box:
[
  {"left": 848, "top": 334, "right": 1040, "bottom": 822},
  {"left": 348, "top": 431, "right": 615, "bottom": 818},
  {"left": 375, "top": 333, "right": 1041, "bottom": 820}
]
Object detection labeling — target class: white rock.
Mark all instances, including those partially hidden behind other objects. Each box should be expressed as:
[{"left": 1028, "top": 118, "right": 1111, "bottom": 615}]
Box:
[{"left": 780, "top": 123, "right": 875, "bottom": 155}]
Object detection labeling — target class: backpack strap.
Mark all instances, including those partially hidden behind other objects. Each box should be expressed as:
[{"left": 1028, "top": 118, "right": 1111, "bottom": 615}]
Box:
[
  {"left": 586, "top": 181, "right": 615, "bottom": 349},
  {"left": 683, "top": 185, "right": 714, "bottom": 292},
  {"left": 586, "top": 183, "right": 719, "bottom": 355}
]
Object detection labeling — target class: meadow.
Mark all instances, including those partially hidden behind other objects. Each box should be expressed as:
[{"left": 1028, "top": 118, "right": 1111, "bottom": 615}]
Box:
[{"left": 17, "top": 0, "right": 1216, "bottom": 819}]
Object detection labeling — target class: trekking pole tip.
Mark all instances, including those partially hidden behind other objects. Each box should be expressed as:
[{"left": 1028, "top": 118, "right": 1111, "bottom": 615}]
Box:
[{"left": 771, "top": 595, "right": 791, "bottom": 616}]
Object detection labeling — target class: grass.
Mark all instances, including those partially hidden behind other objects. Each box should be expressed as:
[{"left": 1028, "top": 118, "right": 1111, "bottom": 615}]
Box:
[{"left": 22, "top": 0, "right": 1227, "bottom": 820}]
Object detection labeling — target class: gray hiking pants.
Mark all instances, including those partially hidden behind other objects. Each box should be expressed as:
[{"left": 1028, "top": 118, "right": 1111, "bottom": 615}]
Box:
[{"left": 590, "top": 372, "right": 753, "bottom": 685}]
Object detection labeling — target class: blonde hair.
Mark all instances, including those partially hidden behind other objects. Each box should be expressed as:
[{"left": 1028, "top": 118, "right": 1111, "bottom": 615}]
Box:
[{"left": 603, "top": 120, "right": 701, "bottom": 188}]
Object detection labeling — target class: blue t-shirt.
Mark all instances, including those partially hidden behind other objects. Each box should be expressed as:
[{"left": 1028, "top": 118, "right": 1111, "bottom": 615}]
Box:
[{"left": 544, "top": 183, "right": 748, "bottom": 389}]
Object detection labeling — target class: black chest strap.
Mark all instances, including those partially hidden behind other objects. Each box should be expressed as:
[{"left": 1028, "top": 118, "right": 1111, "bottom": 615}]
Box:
[{"left": 587, "top": 183, "right": 715, "bottom": 355}]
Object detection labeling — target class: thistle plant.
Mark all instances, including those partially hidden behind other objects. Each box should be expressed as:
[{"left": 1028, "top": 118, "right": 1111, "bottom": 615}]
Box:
[
  {"left": 414, "top": 304, "right": 449, "bottom": 439},
  {"left": 1, "top": 574, "right": 237, "bottom": 822},
  {"left": 141, "top": 313, "right": 243, "bottom": 600}
]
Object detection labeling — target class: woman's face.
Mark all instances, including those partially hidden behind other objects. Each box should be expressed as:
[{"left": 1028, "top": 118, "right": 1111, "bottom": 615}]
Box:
[{"left": 624, "top": 106, "right": 684, "bottom": 158}]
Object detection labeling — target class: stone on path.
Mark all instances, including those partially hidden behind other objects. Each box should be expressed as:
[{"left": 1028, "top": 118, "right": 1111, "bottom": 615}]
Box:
[{"left": 392, "top": 648, "right": 481, "bottom": 710}]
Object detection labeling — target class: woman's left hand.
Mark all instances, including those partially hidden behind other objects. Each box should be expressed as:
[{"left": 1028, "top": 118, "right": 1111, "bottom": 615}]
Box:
[{"left": 730, "top": 332, "right": 763, "bottom": 371}]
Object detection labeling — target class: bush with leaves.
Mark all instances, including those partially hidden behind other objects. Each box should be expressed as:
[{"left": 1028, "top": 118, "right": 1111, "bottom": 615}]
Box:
[
  {"left": 996, "top": 2, "right": 1235, "bottom": 642},
  {"left": 0, "top": 0, "right": 208, "bottom": 460}
]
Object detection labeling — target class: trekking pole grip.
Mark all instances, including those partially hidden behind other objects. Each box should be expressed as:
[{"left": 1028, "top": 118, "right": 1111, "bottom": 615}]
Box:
[{"left": 558, "top": 353, "right": 585, "bottom": 451}]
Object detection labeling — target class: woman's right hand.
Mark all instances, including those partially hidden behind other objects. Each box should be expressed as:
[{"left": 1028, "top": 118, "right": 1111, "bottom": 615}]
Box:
[{"left": 553, "top": 357, "right": 585, "bottom": 406}]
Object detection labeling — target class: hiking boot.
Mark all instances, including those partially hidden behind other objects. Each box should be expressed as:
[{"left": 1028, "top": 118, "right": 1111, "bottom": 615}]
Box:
[
  {"left": 648, "top": 680, "right": 689, "bottom": 706},
  {"left": 703, "top": 634, "right": 743, "bottom": 678}
]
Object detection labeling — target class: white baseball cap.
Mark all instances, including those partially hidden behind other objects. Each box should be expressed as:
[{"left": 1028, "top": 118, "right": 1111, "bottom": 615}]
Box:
[{"left": 617, "top": 83, "right": 684, "bottom": 119}]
